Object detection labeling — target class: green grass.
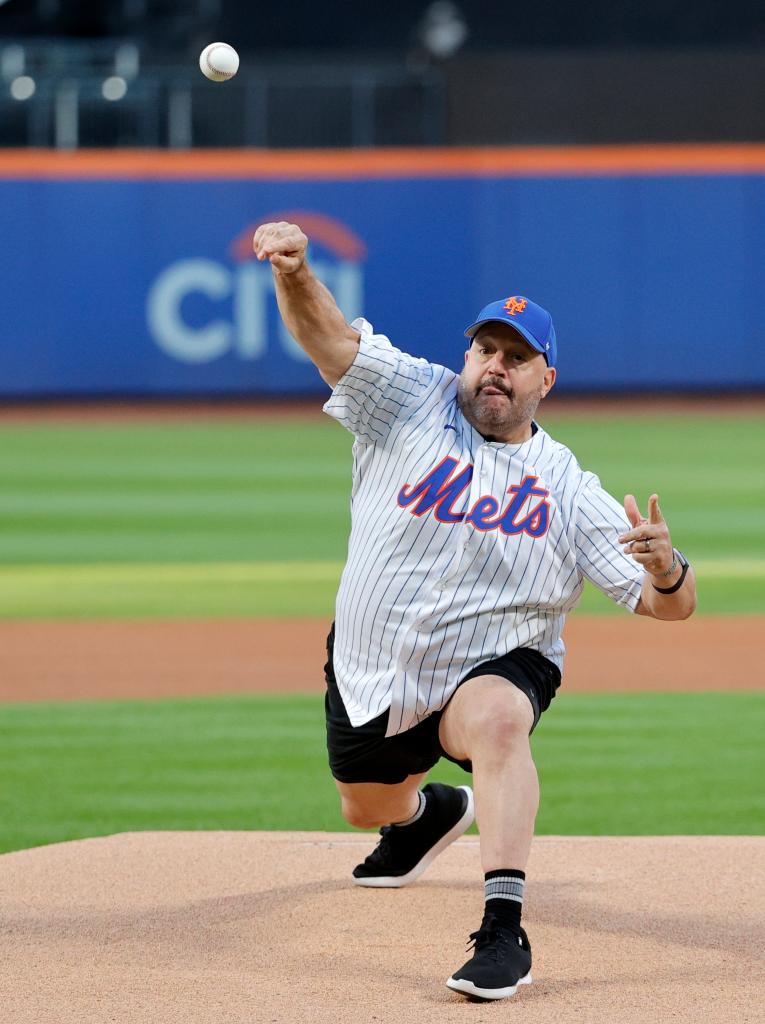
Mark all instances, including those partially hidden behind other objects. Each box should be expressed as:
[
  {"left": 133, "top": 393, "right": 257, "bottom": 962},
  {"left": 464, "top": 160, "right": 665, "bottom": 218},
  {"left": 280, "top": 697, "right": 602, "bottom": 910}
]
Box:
[
  {"left": 0, "top": 692, "right": 762, "bottom": 854},
  {"left": 0, "top": 412, "right": 760, "bottom": 857},
  {"left": 0, "top": 421, "right": 353, "bottom": 565},
  {"left": 0, "top": 558, "right": 759, "bottom": 618},
  {"left": 0, "top": 413, "right": 763, "bottom": 617}
]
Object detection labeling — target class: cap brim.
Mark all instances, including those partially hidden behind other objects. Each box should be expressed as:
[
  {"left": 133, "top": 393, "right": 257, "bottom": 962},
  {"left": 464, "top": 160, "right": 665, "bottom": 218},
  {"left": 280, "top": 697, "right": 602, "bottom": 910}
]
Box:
[{"left": 464, "top": 317, "right": 546, "bottom": 357}]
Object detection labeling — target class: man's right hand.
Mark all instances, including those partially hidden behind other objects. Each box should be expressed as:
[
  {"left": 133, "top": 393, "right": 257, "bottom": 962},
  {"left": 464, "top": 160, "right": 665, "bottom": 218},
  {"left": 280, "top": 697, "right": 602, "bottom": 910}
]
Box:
[
  {"left": 253, "top": 221, "right": 308, "bottom": 274},
  {"left": 251, "top": 219, "right": 359, "bottom": 387}
]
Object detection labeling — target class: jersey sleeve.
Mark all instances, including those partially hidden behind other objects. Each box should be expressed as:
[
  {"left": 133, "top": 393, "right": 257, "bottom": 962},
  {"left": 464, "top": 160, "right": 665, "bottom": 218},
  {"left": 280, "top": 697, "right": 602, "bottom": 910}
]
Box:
[
  {"left": 322, "top": 317, "right": 435, "bottom": 444},
  {"left": 574, "top": 473, "right": 645, "bottom": 611}
]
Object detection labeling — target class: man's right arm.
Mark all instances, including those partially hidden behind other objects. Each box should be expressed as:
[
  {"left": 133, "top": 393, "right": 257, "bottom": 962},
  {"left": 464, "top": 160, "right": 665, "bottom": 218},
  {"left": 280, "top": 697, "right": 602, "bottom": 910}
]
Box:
[{"left": 253, "top": 221, "right": 360, "bottom": 388}]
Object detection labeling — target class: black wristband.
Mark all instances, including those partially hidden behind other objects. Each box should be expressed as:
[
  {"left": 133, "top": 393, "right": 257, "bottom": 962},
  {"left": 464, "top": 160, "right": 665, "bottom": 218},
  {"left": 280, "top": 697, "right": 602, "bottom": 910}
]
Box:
[{"left": 652, "top": 556, "right": 690, "bottom": 595}]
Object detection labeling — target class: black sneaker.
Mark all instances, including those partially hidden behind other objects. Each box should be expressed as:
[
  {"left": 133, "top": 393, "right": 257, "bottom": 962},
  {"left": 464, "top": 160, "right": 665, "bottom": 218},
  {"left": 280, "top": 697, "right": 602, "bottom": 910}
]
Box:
[
  {"left": 446, "top": 914, "right": 533, "bottom": 1001},
  {"left": 352, "top": 783, "right": 474, "bottom": 888}
]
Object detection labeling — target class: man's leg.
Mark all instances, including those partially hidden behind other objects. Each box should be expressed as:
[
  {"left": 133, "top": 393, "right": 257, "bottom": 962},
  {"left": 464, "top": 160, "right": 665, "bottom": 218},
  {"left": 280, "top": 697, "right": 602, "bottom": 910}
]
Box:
[
  {"left": 336, "top": 773, "right": 475, "bottom": 888},
  {"left": 335, "top": 774, "right": 427, "bottom": 829},
  {"left": 438, "top": 674, "right": 536, "bottom": 1000},
  {"left": 437, "top": 675, "right": 537, "bottom": 871}
]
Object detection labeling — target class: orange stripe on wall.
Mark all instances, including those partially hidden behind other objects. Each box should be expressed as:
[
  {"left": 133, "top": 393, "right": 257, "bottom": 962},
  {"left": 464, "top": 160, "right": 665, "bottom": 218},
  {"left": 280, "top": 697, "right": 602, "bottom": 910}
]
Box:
[{"left": 3, "top": 145, "right": 765, "bottom": 179}]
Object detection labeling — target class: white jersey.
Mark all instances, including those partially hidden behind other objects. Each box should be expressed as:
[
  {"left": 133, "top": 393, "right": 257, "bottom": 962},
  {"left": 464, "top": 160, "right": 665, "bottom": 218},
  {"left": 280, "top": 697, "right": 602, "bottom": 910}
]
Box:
[{"left": 323, "top": 319, "right": 644, "bottom": 737}]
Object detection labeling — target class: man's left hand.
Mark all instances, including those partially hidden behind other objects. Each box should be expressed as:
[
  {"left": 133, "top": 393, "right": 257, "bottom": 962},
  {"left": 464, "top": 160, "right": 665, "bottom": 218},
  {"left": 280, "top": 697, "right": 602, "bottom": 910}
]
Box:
[{"left": 618, "top": 493, "right": 674, "bottom": 576}]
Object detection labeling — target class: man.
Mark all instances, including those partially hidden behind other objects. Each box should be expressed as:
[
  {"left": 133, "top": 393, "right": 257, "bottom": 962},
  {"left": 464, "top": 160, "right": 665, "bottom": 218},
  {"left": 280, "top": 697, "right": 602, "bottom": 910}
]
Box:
[{"left": 253, "top": 220, "right": 697, "bottom": 1001}]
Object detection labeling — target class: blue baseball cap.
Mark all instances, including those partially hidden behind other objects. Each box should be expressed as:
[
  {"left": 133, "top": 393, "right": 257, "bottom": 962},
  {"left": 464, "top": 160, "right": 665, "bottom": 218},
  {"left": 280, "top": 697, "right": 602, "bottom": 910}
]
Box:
[{"left": 465, "top": 296, "right": 557, "bottom": 368}]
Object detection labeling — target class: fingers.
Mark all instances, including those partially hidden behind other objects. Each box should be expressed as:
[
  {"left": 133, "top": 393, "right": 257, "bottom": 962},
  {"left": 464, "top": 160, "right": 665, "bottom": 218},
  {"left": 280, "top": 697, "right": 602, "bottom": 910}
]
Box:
[
  {"left": 269, "top": 253, "right": 298, "bottom": 272},
  {"left": 621, "top": 535, "right": 671, "bottom": 570},
  {"left": 628, "top": 550, "right": 667, "bottom": 572},
  {"left": 618, "top": 530, "right": 644, "bottom": 544},
  {"left": 252, "top": 221, "right": 308, "bottom": 264},
  {"left": 618, "top": 491, "right": 673, "bottom": 570},
  {"left": 618, "top": 523, "right": 667, "bottom": 547},
  {"left": 627, "top": 550, "right": 656, "bottom": 566},
  {"left": 620, "top": 492, "right": 666, "bottom": 543},
  {"left": 617, "top": 522, "right": 650, "bottom": 544},
  {"left": 621, "top": 534, "right": 654, "bottom": 552},
  {"left": 252, "top": 221, "right": 286, "bottom": 259},
  {"left": 648, "top": 493, "right": 663, "bottom": 524},
  {"left": 623, "top": 493, "right": 644, "bottom": 528}
]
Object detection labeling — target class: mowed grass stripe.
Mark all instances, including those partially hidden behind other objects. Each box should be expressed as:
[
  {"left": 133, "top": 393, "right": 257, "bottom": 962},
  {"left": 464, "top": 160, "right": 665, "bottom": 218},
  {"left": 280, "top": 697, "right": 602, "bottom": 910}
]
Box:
[
  {"left": 0, "top": 415, "right": 763, "bottom": 566},
  {"left": 0, "top": 414, "right": 763, "bottom": 614},
  {"left": 0, "top": 691, "right": 762, "bottom": 855},
  {"left": 0, "top": 562, "right": 345, "bottom": 583},
  {"left": 0, "top": 421, "right": 354, "bottom": 565},
  {"left": 0, "top": 558, "right": 762, "bottom": 618},
  {"left": 0, "top": 561, "right": 343, "bottom": 618}
]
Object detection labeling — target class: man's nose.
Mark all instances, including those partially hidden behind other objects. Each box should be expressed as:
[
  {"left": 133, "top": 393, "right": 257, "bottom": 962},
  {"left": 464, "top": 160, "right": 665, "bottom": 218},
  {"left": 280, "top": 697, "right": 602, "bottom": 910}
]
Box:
[{"left": 486, "top": 352, "right": 508, "bottom": 375}]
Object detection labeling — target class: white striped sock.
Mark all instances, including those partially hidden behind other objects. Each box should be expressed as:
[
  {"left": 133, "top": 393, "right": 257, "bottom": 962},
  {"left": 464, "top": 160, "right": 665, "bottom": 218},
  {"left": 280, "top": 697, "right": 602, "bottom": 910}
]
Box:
[
  {"left": 485, "top": 874, "right": 525, "bottom": 903},
  {"left": 392, "top": 790, "right": 426, "bottom": 827}
]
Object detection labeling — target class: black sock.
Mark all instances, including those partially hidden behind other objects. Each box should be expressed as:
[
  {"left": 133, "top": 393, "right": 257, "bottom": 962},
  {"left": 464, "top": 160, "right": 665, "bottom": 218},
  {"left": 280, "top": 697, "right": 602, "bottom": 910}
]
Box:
[{"left": 484, "top": 869, "right": 525, "bottom": 933}]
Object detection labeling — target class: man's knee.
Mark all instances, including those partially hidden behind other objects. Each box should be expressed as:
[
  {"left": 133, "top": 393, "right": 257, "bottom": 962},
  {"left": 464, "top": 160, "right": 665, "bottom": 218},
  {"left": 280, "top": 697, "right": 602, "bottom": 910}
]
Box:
[
  {"left": 462, "top": 685, "right": 535, "bottom": 752},
  {"left": 341, "top": 798, "right": 384, "bottom": 830},
  {"left": 335, "top": 775, "right": 426, "bottom": 830}
]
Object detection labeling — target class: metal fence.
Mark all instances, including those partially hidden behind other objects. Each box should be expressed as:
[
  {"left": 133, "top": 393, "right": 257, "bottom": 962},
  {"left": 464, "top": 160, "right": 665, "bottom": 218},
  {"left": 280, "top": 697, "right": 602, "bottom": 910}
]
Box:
[{"left": 0, "top": 40, "right": 446, "bottom": 148}]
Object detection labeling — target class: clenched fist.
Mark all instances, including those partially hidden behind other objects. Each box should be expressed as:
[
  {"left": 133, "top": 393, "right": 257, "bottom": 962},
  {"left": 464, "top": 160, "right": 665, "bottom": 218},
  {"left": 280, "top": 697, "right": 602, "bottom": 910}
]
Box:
[{"left": 253, "top": 221, "right": 308, "bottom": 274}]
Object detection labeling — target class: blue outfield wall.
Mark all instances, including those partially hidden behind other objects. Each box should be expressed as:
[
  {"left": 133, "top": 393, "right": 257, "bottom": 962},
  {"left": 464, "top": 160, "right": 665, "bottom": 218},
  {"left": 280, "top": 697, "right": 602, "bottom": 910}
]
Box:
[{"left": 1, "top": 169, "right": 764, "bottom": 395}]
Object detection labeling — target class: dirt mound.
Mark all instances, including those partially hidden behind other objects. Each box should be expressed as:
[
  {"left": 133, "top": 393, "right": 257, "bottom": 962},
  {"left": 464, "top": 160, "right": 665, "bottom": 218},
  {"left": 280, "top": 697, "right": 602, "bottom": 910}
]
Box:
[{"left": 1, "top": 832, "right": 762, "bottom": 1023}]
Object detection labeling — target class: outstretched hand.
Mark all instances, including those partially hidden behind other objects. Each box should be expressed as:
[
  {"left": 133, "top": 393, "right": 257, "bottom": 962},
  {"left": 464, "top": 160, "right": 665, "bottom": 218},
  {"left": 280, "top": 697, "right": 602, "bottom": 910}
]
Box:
[
  {"left": 253, "top": 221, "right": 308, "bottom": 274},
  {"left": 618, "top": 493, "right": 674, "bottom": 575}
]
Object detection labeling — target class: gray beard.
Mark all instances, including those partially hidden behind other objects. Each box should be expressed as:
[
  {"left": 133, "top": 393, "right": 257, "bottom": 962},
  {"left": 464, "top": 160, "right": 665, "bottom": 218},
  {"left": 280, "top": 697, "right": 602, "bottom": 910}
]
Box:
[{"left": 457, "top": 375, "right": 543, "bottom": 440}]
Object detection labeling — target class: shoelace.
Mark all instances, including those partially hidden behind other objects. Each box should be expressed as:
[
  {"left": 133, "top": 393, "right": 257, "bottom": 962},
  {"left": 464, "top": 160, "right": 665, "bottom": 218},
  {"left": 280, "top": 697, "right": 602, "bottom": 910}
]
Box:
[
  {"left": 367, "top": 824, "right": 395, "bottom": 864},
  {"left": 466, "top": 915, "right": 523, "bottom": 959}
]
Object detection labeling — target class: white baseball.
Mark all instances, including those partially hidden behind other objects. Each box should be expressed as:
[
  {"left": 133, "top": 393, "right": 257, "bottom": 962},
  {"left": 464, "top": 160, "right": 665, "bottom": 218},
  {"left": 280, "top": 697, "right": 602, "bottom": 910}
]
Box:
[{"left": 199, "top": 42, "right": 239, "bottom": 82}]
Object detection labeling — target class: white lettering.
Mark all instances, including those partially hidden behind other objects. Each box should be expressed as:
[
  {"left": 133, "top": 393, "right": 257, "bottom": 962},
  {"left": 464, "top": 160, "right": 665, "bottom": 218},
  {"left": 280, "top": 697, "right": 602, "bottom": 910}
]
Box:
[
  {"left": 147, "top": 254, "right": 365, "bottom": 366},
  {"left": 147, "top": 259, "right": 232, "bottom": 364},
  {"left": 234, "top": 263, "right": 269, "bottom": 359}
]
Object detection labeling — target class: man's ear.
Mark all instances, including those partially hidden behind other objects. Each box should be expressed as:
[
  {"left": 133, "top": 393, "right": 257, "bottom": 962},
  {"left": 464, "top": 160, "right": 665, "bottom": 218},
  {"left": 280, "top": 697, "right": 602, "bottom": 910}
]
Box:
[
  {"left": 464, "top": 348, "right": 470, "bottom": 365},
  {"left": 541, "top": 367, "right": 556, "bottom": 398}
]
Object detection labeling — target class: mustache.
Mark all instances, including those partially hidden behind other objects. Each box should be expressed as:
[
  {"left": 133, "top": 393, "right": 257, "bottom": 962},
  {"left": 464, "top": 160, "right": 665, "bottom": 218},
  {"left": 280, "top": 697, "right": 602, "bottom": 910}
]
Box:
[{"left": 478, "top": 377, "right": 512, "bottom": 397}]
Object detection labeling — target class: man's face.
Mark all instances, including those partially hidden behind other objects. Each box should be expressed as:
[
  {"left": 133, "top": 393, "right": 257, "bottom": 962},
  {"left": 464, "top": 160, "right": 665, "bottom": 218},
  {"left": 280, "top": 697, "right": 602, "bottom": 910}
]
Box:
[{"left": 457, "top": 323, "right": 556, "bottom": 441}]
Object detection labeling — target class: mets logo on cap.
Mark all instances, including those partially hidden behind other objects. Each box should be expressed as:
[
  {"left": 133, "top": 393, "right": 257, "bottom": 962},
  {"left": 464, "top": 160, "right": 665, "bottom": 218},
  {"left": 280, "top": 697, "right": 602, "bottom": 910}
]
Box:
[{"left": 503, "top": 297, "right": 527, "bottom": 316}]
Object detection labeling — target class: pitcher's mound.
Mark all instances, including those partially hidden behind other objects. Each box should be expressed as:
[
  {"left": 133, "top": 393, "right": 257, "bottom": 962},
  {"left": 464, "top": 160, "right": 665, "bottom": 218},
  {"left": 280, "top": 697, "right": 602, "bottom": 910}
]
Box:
[{"left": 1, "top": 832, "right": 763, "bottom": 1024}]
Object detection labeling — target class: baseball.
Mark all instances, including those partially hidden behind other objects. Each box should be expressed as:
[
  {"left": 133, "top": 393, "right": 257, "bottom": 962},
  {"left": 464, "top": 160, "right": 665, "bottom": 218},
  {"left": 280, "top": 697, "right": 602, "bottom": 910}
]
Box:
[{"left": 199, "top": 42, "right": 239, "bottom": 82}]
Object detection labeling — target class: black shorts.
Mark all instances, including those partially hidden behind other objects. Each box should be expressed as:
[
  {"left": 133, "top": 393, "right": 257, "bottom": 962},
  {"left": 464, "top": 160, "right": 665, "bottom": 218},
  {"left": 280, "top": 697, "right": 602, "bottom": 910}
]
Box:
[{"left": 324, "top": 623, "right": 561, "bottom": 785}]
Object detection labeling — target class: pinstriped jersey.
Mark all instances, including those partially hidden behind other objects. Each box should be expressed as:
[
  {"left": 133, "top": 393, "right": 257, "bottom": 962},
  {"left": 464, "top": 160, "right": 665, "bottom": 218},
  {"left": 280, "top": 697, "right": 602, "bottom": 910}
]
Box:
[{"left": 323, "top": 319, "right": 644, "bottom": 737}]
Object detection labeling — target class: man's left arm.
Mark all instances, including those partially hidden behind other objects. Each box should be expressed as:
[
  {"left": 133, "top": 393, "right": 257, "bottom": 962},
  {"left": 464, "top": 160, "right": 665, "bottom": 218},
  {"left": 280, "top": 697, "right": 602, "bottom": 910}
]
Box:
[{"left": 618, "top": 493, "right": 697, "bottom": 620}]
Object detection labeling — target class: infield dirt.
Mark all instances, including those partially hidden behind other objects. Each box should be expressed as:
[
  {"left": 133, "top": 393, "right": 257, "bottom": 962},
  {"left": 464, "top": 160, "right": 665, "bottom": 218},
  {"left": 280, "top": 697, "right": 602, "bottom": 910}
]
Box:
[
  {"left": 2, "top": 615, "right": 762, "bottom": 1022},
  {"left": 0, "top": 614, "right": 759, "bottom": 702},
  {"left": 1, "top": 831, "right": 762, "bottom": 1024}
]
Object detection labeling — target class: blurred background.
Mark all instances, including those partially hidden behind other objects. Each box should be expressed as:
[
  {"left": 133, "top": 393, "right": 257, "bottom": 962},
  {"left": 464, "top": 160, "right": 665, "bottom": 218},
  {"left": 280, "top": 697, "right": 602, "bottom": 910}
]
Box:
[
  {"left": 4, "top": 0, "right": 765, "bottom": 149},
  {"left": 0, "top": 1, "right": 762, "bottom": 853},
  {"left": 2, "top": 0, "right": 765, "bottom": 396}
]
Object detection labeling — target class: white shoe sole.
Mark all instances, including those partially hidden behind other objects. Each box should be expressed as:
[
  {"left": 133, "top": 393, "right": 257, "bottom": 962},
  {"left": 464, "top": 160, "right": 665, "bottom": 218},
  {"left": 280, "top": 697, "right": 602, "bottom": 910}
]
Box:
[
  {"left": 352, "top": 785, "right": 475, "bottom": 888},
  {"left": 446, "top": 972, "right": 532, "bottom": 1000}
]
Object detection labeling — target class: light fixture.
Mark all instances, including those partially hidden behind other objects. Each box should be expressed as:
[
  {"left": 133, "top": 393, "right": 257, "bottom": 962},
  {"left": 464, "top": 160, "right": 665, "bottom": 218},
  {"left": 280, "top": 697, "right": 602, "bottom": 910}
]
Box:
[
  {"left": 10, "top": 75, "right": 36, "bottom": 101},
  {"left": 102, "top": 76, "right": 128, "bottom": 101}
]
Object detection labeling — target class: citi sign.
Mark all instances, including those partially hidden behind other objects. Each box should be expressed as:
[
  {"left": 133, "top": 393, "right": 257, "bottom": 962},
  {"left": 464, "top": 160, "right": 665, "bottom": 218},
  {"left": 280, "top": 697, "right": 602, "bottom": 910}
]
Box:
[{"left": 146, "top": 212, "right": 365, "bottom": 364}]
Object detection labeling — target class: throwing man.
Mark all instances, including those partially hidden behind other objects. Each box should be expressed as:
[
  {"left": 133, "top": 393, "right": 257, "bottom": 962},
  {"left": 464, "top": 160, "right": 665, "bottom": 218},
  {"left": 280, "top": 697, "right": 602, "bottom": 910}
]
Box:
[{"left": 253, "top": 221, "right": 697, "bottom": 1001}]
